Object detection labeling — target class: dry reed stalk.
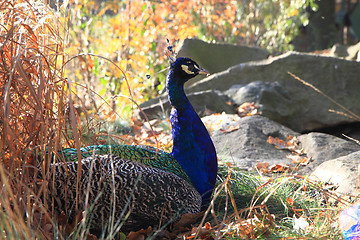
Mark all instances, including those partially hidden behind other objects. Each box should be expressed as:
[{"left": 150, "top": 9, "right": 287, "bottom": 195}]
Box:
[
  {"left": 0, "top": 0, "right": 71, "bottom": 238},
  {"left": 0, "top": 0, "right": 148, "bottom": 238}
]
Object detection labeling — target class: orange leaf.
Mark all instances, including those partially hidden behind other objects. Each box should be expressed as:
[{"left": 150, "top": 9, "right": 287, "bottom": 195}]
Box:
[
  {"left": 204, "top": 222, "right": 211, "bottom": 230},
  {"left": 236, "top": 102, "right": 259, "bottom": 117},
  {"left": 286, "top": 198, "right": 295, "bottom": 206},
  {"left": 268, "top": 135, "right": 306, "bottom": 155},
  {"left": 269, "top": 164, "right": 291, "bottom": 173},
  {"left": 287, "top": 155, "right": 311, "bottom": 165},
  {"left": 267, "top": 136, "right": 288, "bottom": 149},
  {"left": 256, "top": 162, "right": 269, "bottom": 173},
  {"left": 220, "top": 125, "right": 240, "bottom": 133}
]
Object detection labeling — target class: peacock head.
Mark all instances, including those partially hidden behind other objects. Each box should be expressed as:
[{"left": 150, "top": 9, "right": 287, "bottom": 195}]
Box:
[{"left": 170, "top": 57, "right": 209, "bottom": 83}]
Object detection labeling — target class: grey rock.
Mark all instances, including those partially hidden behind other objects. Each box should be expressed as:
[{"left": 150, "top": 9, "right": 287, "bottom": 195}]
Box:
[
  {"left": 177, "top": 38, "right": 270, "bottom": 86},
  {"left": 310, "top": 151, "right": 360, "bottom": 195},
  {"left": 225, "top": 81, "right": 296, "bottom": 126},
  {"left": 211, "top": 115, "right": 299, "bottom": 169},
  {"left": 209, "top": 115, "right": 360, "bottom": 177},
  {"left": 188, "top": 52, "right": 360, "bottom": 132},
  {"left": 138, "top": 90, "right": 235, "bottom": 120},
  {"left": 330, "top": 42, "right": 360, "bottom": 60},
  {"left": 298, "top": 132, "right": 360, "bottom": 175}
]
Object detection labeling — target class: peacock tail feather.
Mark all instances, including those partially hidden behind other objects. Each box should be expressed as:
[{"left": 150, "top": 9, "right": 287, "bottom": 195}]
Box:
[{"left": 55, "top": 144, "right": 192, "bottom": 184}]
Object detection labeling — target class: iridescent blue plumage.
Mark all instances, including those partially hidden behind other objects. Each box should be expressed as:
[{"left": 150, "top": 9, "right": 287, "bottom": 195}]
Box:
[{"left": 167, "top": 57, "right": 218, "bottom": 207}]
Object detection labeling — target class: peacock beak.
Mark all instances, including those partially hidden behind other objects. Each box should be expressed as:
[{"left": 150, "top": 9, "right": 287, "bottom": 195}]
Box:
[{"left": 198, "top": 68, "right": 210, "bottom": 76}]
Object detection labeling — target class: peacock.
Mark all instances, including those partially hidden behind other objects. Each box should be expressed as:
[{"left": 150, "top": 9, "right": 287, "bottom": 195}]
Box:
[{"left": 44, "top": 57, "right": 218, "bottom": 234}]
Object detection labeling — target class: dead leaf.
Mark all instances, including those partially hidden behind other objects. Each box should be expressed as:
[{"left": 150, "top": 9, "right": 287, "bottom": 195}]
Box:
[
  {"left": 220, "top": 125, "right": 240, "bottom": 133},
  {"left": 287, "top": 155, "right": 311, "bottom": 165},
  {"left": 269, "top": 164, "right": 291, "bottom": 173},
  {"left": 267, "top": 135, "right": 306, "bottom": 155},
  {"left": 286, "top": 198, "right": 295, "bottom": 206},
  {"left": 256, "top": 162, "right": 269, "bottom": 173},
  {"left": 236, "top": 102, "right": 259, "bottom": 117},
  {"left": 127, "top": 226, "right": 152, "bottom": 240},
  {"left": 173, "top": 211, "right": 204, "bottom": 230},
  {"left": 223, "top": 213, "right": 276, "bottom": 238},
  {"left": 184, "top": 222, "right": 215, "bottom": 240},
  {"left": 267, "top": 136, "right": 288, "bottom": 150}
]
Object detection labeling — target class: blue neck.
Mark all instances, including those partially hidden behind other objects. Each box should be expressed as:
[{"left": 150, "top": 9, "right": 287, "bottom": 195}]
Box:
[{"left": 166, "top": 71, "right": 217, "bottom": 207}]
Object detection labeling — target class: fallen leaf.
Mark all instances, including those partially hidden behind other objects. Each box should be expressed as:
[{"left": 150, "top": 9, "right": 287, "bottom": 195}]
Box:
[
  {"left": 224, "top": 212, "right": 276, "bottom": 238},
  {"left": 267, "top": 136, "right": 288, "bottom": 150},
  {"left": 287, "top": 155, "right": 311, "bottom": 165},
  {"left": 236, "top": 102, "right": 259, "bottom": 117},
  {"left": 173, "top": 211, "right": 204, "bottom": 229},
  {"left": 269, "top": 164, "right": 291, "bottom": 173},
  {"left": 184, "top": 222, "right": 215, "bottom": 240},
  {"left": 220, "top": 125, "right": 240, "bottom": 133},
  {"left": 127, "top": 226, "right": 152, "bottom": 240},
  {"left": 256, "top": 162, "right": 269, "bottom": 173},
  {"left": 286, "top": 198, "right": 295, "bottom": 206},
  {"left": 267, "top": 135, "right": 306, "bottom": 155}
]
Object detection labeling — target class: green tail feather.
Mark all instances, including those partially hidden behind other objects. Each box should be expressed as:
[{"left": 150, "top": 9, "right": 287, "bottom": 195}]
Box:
[{"left": 55, "top": 144, "right": 192, "bottom": 184}]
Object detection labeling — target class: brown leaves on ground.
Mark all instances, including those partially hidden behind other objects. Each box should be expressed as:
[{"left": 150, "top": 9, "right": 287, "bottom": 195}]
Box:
[
  {"left": 122, "top": 118, "right": 173, "bottom": 150},
  {"left": 183, "top": 222, "right": 214, "bottom": 239},
  {"left": 123, "top": 205, "right": 277, "bottom": 239},
  {"left": 286, "top": 155, "right": 311, "bottom": 166},
  {"left": 236, "top": 102, "right": 260, "bottom": 117},
  {"left": 258, "top": 135, "right": 311, "bottom": 173},
  {"left": 173, "top": 211, "right": 205, "bottom": 230},
  {"left": 229, "top": 213, "right": 276, "bottom": 239},
  {"left": 31, "top": 209, "right": 97, "bottom": 240},
  {"left": 267, "top": 135, "right": 304, "bottom": 155},
  {"left": 125, "top": 212, "right": 204, "bottom": 240},
  {"left": 127, "top": 226, "right": 152, "bottom": 240},
  {"left": 269, "top": 163, "right": 292, "bottom": 173},
  {"left": 179, "top": 212, "right": 276, "bottom": 240},
  {"left": 256, "top": 162, "right": 294, "bottom": 174}
]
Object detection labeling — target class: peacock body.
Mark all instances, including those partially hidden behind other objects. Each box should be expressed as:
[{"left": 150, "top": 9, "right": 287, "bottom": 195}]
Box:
[
  {"left": 45, "top": 57, "right": 218, "bottom": 233},
  {"left": 49, "top": 154, "right": 201, "bottom": 232}
]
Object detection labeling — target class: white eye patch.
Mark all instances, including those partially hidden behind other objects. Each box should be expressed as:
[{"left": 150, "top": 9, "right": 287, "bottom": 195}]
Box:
[{"left": 181, "top": 64, "right": 195, "bottom": 74}]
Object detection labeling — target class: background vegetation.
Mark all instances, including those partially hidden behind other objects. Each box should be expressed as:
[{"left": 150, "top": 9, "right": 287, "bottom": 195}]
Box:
[{"left": 64, "top": 0, "right": 317, "bottom": 114}]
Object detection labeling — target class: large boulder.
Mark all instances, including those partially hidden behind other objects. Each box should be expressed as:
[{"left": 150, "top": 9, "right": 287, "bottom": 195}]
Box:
[
  {"left": 207, "top": 114, "right": 360, "bottom": 177},
  {"left": 329, "top": 42, "right": 360, "bottom": 61},
  {"left": 188, "top": 52, "right": 360, "bottom": 132},
  {"left": 177, "top": 38, "right": 270, "bottom": 86},
  {"left": 225, "top": 81, "right": 296, "bottom": 126},
  {"left": 298, "top": 132, "right": 360, "bottom": 174},
  {"left": 310, "top": 151, "right": 360, "bottom": 195},
  {"left": 209, "top": 115, "right": 299, "bottom": 169}
]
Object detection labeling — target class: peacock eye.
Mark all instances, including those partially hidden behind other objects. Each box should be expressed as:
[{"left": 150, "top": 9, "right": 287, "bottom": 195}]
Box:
[
  {"left": 188, "top": 65, "right": 195, "bottom": 72},
  {"left": 181, "top": 64, "right": 196, "bottom": 74}
]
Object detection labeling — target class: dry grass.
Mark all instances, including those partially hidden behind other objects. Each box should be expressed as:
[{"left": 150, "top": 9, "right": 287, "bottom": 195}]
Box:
[
  {"left": 0, "top": 0, "right": 72, "bottom": 238},
  {"left": 0, "top": 1, "right": 154, "bottom": 238}
]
